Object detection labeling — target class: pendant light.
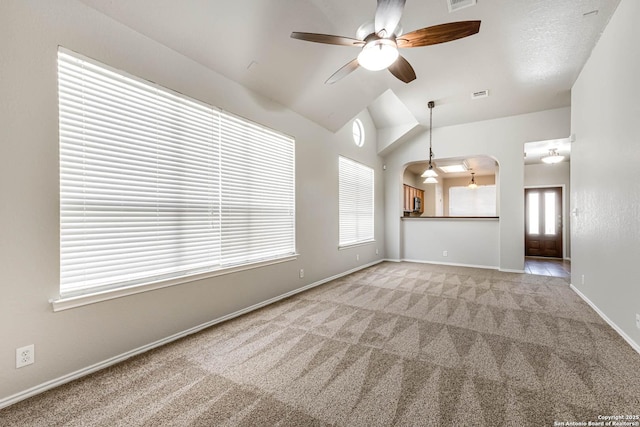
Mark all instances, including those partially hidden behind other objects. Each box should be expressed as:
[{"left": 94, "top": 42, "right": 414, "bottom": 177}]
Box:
[
  {"left": 422, "top": 101, "right": 438, "bottom": 183},
  {"left": 541, "top": 148, "right": 564, "bottom": 164},
  {"left": 468, "top": 172, "right": 478, "bottom": 189}
]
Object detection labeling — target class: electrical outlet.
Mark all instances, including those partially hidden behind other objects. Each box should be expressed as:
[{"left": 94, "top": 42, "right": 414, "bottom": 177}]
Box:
[
  {"left": 16, "top": 344, "right": 34, "bottom": 368},
  {"left": 581, "top": 274, "right": 585, "bottom": 285},
  {"left": 356, "top": 254, "right": 360, "bottom": 261},
  {"left": 299, "top": 269, "right": 304, "bottom": 278},
  {"left": 375, "top": 248, "right": 379, "bottom": 255},
  {"left": 635, "top": 314, "right": 640, "bottom": 330},
  {"left": 443, "top": 250, "right": 448, "bottom": 257}
]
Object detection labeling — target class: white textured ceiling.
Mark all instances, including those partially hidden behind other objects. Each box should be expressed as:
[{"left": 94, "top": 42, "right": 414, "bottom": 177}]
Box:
[{"left": 78, "top": 0, "right": 620, "bottom": 134}]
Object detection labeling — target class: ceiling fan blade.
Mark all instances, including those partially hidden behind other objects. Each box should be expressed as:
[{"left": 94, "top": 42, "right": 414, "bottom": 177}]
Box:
[
  {"left": 397, "top": 21, "right": 481, "bottom": 48},
  {"left": 325, "top": 58, "right": 360, "bottom": 84},
  {"left": 374, "top": 0, "right": 406, "bottom": 36},
  {"left": 388, "top": 55, "right": 416, "bottom": 83},
  {"left": 291, "top": 32, "right": 364, "bottom": 47}
]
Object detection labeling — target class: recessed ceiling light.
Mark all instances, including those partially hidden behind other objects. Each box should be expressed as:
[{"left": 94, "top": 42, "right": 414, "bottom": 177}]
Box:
[
  {"left": 447, "top": 0, "right": 477, "bottom": 13},
  {"left": 439, "top": 163, "right": 468, "bottom": 173}
]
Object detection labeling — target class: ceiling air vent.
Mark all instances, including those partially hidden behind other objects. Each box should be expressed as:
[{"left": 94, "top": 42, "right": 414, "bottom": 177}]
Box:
[
  {"left": 447, "top": 0, "right": 477, "bottom": 13},
  {"left": 471, "top": 89, "right": 489, "bottom": 99}
]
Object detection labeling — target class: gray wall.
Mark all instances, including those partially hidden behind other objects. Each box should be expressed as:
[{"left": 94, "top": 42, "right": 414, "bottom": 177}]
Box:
[
  {"left": 571, "top": 0, "right": 639, "bottom": 348},
  {"left": 0, "top": 0, "right": 385, "bottom": 401},
  {"left": 402, "top": 218, "right": 499, "bottom": 268},
  {"left": 524, "top": 162, "right": 571, "bottom": 258},
  {"left": 383, "top": 108, "right": 571, "bottom": 271}
]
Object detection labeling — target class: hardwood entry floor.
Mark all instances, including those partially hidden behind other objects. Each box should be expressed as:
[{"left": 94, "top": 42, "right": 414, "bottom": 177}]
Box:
[{"left": 525, "top": 256, "right": 571, "bottom": 278}]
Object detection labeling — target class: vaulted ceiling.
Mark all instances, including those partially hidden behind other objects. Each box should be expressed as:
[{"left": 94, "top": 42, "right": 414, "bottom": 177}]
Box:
[{"left": 78, "top": 0, "right": 619, "bottom": 135}]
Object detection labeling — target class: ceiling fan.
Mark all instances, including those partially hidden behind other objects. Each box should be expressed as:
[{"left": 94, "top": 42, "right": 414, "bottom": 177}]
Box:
[{"left": 291, "top": 0, "right": 480, "bottom": 84}]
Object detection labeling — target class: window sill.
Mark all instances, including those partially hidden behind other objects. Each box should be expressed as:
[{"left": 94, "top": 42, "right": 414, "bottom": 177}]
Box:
[
  {"left": 51, "top": 254, "right": 298, "bottom": 312},
  {"left": 401, "top": 216, "right": 499, "bottom": 220},
  {"left": 338, "top": 240, "right": 376, "bottom": 250}
]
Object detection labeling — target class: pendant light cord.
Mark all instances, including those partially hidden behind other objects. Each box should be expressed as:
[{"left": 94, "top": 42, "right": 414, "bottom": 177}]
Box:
[{"left": 428, "top": 101, "right": 435, "bottom": 166}]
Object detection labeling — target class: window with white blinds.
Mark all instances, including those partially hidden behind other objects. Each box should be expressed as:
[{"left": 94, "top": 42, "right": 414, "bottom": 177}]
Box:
[
  {"left": 338, "top": 156, "right": 374, "bottom": 247},
  {"left": 449, "top": 185, "right": 497, "bottom": 216},
  {"left": 58, "top": 48, "right": 295, "bottom": 297},
  {"left": 219, "top": 113, "right": 295, "bottom": 265}
]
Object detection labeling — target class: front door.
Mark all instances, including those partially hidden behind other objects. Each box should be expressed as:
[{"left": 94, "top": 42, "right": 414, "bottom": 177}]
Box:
[{"left": 525, "top": 187, "right": 563, "bottom": 258}]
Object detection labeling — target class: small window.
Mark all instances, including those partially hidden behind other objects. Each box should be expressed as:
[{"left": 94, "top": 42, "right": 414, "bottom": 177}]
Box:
[
  {"left": 339, "top": 156, "right": 374, "bottom": 246},
  {"left": 352, "top": 119, "right": 365, "bottom": 147}
]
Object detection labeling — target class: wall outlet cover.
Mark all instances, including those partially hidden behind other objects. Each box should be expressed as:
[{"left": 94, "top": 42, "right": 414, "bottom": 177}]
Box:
[{"left": 16, "top": 344, "right": 35, "bottom": 368}]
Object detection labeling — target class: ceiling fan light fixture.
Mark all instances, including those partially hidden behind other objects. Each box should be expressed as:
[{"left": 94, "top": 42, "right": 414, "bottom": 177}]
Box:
[
  {"left": 357, "top": 38, "right": 399, "bottom": 71},
  {"left": 541, "top": 148, "right": 565, "bottom": 164}
]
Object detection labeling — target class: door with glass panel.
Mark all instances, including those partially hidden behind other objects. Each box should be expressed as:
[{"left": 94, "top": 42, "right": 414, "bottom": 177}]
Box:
[{"left": 525, "top": 187, "right": 562, "bottom": 257}]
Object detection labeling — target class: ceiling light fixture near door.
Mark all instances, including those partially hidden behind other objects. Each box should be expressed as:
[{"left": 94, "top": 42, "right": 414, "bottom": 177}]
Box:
[
  {"left": 422, "top": 101, "right": 438, "bottom": 184},
  {"left": 541, "top": 148, "right": 564, "bottom": 164},
  {"left": 468, "top": 172, "right": 478, "bottom": 189}
]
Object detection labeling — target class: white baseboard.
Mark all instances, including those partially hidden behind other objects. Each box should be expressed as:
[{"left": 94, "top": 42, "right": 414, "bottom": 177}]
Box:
[
  {"left": 570, "top": 284, "right": 640, "bottom": 355},
  {"left": 401, "top": 258, "right": 499, "bottom": 271},
  {"left": 0, "top": 259, "right": 384, "bottom": 410},
  {"left": 388, "top": 258, "right": 524, "bottom": 273}
]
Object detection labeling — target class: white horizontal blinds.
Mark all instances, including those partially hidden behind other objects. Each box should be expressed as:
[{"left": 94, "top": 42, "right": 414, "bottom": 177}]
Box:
[
  {"left": 58, "top": 50, "right": 221, "bottom": 295},
  {"left": 449, "top": 185, "right": 496, "bottom": 216},
  {"left": 339, "top": 156, "right": 374, "bottom": 246},
  {"left": 220, "top": 113, "right": 295, "bottom": 265}
]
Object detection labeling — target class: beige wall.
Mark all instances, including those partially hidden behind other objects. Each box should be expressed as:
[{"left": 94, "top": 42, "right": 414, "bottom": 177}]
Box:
[{"left": 402, "top": 169, "right": 419, "bottom": 187}]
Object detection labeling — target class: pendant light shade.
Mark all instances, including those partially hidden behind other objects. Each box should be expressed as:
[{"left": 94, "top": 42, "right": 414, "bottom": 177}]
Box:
[
  {"left": 421, "top": 164, "right": 438, "bottom": 178},
  {"left": 424, "top": 176, "right": 438, "bottom": 184},
  {"left": 468, "top": 172, "right": 478, "bottom": 189}
]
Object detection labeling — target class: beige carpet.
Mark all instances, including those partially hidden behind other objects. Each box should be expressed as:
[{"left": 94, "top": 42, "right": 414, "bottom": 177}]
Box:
[{"left": 2, "top": 262, "right": 640, "bottom": 426}]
